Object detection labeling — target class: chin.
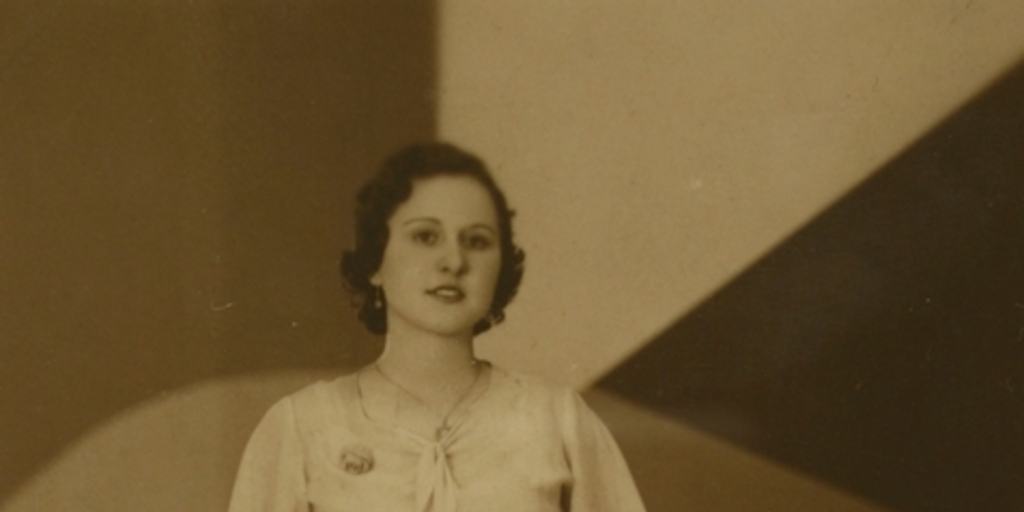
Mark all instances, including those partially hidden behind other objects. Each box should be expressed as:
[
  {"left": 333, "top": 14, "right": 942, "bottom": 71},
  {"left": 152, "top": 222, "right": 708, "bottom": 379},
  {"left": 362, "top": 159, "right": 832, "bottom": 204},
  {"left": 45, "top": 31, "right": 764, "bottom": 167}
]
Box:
[
  {"left": 420, "top": 314, "right": 486, "bottom": 337},
  {"left": 430, "top": 320, "right": 480, "bottom": 337},
  {"left": 390, "top": 302, "right": 488, "bottom": 338}
]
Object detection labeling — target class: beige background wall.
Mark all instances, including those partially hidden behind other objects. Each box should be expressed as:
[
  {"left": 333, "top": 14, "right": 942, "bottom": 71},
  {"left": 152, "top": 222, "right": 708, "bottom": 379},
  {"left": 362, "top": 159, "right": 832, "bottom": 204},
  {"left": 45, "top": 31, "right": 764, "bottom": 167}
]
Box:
[
  {"left": 3, "top": 1, "right": 1023, "bottom": 511},
  {"left": 437, "top": 0, "right": 1024, "bottom": 388},
  {"left": 435, "top": 2, "right": 1024, "bottom": 509}
]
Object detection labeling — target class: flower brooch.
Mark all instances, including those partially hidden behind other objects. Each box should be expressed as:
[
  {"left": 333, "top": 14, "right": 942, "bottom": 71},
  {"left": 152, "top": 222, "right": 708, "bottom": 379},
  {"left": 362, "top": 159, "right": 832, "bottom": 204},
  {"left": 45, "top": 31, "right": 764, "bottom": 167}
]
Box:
[{"left": 339, "top": 444, "right": 374, "bottom": 475}]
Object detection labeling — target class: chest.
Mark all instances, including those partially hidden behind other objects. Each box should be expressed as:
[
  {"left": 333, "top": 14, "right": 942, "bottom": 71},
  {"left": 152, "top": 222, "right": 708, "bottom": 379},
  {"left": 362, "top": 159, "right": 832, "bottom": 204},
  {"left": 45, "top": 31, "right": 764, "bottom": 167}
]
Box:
[{"left": 300, "top": 407, "right": 570, "bottom": 512}]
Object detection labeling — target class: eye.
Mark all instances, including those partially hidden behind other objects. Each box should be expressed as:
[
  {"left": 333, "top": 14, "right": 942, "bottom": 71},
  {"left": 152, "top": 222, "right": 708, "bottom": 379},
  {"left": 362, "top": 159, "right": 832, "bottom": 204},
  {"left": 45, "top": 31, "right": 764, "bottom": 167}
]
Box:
[
  {"left": 412, "top": 229, "right": 439, "bottom": 245},
  {"left": 462, "top": 233, "right": 495, "bottom": 250}
]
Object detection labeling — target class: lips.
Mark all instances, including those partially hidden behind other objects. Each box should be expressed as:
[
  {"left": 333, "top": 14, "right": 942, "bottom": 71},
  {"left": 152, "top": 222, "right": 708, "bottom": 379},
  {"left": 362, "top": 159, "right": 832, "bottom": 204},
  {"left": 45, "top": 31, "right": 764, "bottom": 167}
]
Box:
[{"left": 427, "top": 285, "right": 465, "bottom": 303}]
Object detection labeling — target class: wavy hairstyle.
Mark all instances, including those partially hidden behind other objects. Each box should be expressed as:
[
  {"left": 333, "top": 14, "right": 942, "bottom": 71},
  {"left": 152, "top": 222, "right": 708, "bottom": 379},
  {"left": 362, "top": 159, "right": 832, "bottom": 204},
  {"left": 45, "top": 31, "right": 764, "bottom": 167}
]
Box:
[{"left": 341, "top": 142, "right": 526, "bottom": 335}]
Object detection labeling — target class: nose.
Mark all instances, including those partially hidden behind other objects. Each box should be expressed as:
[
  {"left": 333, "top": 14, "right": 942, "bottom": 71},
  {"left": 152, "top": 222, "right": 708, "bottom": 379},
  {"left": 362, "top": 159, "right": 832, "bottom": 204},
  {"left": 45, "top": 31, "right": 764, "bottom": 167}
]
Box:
[{"left": 437, "top": 240, "right": 468, "bottom": 275}]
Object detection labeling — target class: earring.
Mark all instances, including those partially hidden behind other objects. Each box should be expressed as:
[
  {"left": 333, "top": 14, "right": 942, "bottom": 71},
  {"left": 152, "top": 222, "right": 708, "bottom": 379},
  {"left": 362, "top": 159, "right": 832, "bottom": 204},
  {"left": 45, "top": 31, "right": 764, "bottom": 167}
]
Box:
[{"left": 373, "top": 287, "right": 383, "bottom": 309}]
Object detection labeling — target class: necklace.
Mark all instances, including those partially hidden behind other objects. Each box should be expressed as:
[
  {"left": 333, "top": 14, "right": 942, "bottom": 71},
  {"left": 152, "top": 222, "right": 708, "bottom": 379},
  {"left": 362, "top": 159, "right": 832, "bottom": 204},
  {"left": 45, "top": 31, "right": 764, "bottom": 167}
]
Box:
[{"left": 373, "top": 361, "right": 482, "bottom": 441}]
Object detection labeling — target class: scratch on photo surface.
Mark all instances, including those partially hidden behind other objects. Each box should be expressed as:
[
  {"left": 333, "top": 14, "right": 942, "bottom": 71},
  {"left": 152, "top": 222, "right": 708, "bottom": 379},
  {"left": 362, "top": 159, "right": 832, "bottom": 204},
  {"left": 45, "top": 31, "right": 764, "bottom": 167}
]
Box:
[{"left": 210, "top": 301, "right": 235, "bottom": 311}]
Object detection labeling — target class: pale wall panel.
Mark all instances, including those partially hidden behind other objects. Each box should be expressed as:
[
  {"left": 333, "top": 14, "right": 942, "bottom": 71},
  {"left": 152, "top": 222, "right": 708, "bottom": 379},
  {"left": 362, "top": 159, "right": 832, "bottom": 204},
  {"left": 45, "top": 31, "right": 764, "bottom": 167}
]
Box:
[{"left": 436, "top": 0, "right": 1024, "bottom": 386}]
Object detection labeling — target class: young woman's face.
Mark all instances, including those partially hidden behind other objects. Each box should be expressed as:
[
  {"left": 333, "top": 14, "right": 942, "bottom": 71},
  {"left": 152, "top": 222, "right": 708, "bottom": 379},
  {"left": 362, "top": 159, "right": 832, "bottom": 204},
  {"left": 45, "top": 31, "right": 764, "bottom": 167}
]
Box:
[{"left": 371, "top": 175, "right": 502, "bottom": 338}]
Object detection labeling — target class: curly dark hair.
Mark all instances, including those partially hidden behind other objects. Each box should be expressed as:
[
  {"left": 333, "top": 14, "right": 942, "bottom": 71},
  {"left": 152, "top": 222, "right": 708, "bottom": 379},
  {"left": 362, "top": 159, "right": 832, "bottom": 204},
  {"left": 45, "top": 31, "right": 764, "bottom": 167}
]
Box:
[{"left": 341, "top": 142, "right": 526, "bottom": 336}]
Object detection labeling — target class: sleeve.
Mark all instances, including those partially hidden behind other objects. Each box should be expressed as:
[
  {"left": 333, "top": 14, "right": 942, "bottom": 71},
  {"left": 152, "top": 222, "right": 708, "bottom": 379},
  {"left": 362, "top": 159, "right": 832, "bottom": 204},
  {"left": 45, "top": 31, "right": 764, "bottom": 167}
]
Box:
[
  {"left": 559, "top": 389, "right": 647, "bottom": 512},
  {"left": 228, "top": 397, "right": 308, "bottom": 512}
]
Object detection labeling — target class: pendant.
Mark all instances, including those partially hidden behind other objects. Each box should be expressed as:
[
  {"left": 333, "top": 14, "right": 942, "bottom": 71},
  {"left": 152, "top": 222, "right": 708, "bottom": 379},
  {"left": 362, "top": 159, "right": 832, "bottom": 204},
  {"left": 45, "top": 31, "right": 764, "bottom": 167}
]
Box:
[{"left": 435, "top": 424, "right": 451, "bottom": 441}]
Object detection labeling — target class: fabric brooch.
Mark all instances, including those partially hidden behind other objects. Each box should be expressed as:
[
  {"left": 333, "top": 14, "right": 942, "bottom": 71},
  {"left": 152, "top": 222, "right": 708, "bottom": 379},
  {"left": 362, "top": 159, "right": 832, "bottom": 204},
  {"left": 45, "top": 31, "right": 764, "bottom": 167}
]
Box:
[{"left": 340, "top": 444, "right": 374, "bottom": 475}]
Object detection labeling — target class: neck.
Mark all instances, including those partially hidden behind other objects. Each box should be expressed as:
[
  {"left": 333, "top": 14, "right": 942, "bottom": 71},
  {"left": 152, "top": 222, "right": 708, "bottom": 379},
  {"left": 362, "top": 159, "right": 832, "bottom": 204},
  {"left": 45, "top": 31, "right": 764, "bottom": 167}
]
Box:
[{"left": 374, "top": 325, "right": 480, "bottom": 406}]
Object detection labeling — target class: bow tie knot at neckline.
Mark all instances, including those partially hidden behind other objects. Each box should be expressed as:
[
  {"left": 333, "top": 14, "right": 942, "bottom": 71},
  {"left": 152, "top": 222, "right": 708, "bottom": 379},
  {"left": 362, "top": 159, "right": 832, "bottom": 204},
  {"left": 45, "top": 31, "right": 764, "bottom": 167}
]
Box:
[{"left": 416, "top": 443, "right": 458, "bottom": 512}]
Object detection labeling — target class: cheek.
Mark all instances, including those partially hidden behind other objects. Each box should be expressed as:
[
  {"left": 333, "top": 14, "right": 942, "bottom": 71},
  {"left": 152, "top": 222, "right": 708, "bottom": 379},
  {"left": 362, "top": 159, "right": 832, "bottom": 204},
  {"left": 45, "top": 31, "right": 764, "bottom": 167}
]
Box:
[
  {"left": 478, "top": 254, "right": 503, "bottom": 289},
  {"left": 377, "top": 244, "right": 419, "bottom": 282}
]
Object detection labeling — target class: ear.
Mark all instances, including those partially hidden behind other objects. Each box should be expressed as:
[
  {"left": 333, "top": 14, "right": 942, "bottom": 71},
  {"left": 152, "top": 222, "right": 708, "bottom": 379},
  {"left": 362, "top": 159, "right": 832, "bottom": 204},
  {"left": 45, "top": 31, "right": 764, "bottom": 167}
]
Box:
[{"left": 369, "top": 272, "right": 382, "bottom": 286}]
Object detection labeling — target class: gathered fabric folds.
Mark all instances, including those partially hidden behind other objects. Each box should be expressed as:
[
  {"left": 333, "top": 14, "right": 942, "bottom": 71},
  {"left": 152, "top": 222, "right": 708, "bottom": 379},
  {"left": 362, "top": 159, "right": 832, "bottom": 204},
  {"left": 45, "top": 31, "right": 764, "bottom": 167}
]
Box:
[
  {"left": 228, "top": 366, "right": 647, "bottom": 512},
  {"left": 415, "top": 442, "right": 457, "bottom": 512}
]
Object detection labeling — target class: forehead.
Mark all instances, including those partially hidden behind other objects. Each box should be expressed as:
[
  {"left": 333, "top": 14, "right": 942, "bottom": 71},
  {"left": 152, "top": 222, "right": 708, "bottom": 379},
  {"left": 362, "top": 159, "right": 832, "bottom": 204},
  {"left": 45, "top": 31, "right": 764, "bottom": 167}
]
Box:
[{"left": 390, "top": 175, "right": 499, "bottom": 226}]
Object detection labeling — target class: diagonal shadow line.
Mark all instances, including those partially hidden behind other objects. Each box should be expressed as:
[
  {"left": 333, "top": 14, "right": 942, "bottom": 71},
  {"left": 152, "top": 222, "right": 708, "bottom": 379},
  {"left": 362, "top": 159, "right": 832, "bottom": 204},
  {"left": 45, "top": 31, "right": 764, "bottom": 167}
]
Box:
[{"left": 599, "top": 58, "right": 1024, "bottom": 512}]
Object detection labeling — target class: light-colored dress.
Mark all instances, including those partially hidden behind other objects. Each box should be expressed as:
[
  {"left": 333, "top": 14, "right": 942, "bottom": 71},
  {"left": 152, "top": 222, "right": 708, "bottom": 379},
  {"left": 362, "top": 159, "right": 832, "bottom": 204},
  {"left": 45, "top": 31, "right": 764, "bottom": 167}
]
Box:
[{"left": 228, "top": 365, "right": 646, "bottom": 512}]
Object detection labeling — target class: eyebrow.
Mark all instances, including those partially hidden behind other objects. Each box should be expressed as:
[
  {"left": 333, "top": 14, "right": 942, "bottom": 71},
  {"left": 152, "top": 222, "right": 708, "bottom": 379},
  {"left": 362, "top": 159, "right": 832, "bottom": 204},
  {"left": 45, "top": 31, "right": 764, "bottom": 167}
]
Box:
[
  {"left": 402, "top": 217, "right": 440, "bottom": 226},
  {"left": 402, "top": 217, "right": 498, "bottom": 235}
]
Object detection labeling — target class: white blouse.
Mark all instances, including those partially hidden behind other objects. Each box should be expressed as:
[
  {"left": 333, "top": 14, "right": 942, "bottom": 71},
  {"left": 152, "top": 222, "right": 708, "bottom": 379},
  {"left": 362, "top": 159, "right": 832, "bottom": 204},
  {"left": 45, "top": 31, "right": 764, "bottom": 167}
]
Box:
[{"left": 228, "top": 365, "right": 646, "bottom": 512}]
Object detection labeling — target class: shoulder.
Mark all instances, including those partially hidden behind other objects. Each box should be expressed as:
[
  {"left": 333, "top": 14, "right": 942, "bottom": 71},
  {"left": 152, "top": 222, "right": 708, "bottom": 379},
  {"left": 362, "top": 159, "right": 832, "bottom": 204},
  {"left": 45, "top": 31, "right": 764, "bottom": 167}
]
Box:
[
  {"left": 283, "top": 373, "right": 360, "bottom": 423},
  {"left": 486, "top": 365, "right": 612, "bottom": 441},
  {"left": 249, "top": 373, "right": 360, "bottom": 437},
  {"left": 286, "top": 373, "right": 357, "bottom": 404},
  {"left": 491, "top": 364, "right": 567, "bottom": 394},
  {"left": 488, "top": 364, "right": 585, "bottom": 413}
]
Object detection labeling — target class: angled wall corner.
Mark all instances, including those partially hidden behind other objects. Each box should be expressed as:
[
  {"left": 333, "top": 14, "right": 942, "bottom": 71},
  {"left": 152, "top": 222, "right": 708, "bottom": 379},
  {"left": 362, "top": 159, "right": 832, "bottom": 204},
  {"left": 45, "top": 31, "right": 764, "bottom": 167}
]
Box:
[
  {"left": 599, "top": 59, "right": 1024, "bottom": 511},
  {"left": 434, "top": 1, "right": 1024, "bottom": 510}
]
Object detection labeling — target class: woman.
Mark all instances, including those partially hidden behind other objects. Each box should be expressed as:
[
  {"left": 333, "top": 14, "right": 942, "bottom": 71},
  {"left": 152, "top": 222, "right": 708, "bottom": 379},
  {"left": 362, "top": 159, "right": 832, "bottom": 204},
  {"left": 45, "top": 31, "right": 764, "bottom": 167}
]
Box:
[{"left": 228, "top": 143, "right": 646, "bottom": 512}]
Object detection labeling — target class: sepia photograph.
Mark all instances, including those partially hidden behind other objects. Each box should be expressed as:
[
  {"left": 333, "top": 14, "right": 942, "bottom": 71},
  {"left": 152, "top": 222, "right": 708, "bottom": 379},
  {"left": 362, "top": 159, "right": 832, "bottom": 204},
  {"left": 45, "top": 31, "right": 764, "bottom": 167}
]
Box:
[{"left": 2, "top": 2, "right": 1023, "bottom": 511}]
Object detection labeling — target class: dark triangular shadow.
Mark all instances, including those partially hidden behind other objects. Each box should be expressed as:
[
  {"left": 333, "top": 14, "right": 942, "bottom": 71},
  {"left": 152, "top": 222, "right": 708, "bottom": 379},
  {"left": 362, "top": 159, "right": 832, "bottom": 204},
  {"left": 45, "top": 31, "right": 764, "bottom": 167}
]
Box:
[{"left": 600, "top": 59, "right": 1024, "bottom": 511}]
